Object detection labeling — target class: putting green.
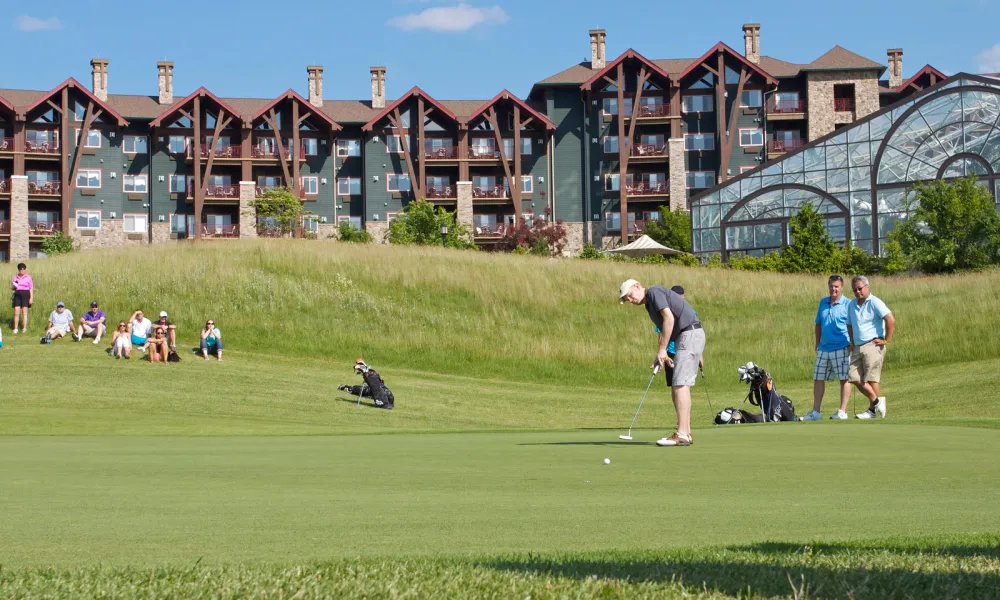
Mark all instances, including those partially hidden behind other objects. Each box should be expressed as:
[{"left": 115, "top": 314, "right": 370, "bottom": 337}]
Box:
[{"left": 2, "top": 424, "right": 997, "bottom": 567}]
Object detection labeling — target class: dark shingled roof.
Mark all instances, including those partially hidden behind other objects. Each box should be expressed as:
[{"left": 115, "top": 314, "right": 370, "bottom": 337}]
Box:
[
  {"left": 535, "top": 63, "right": 596, "bottom": 85},
  {"left": 758, "top": 56, "right": 808, "bottom": 78},
  {"left": 802, "top": 46, "right": 885, "bottom": 72}
]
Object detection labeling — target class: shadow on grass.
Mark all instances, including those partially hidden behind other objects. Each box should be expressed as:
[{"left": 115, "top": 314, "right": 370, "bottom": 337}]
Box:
[
  {"left": 334, "top": 397, "right": 390, "bottom": 410},
  {"left": 518, "top": 441, "right": 639, "bottom": 446},
  {"left": 483, "top": 538, "right": 1000, "bottom": 599}
]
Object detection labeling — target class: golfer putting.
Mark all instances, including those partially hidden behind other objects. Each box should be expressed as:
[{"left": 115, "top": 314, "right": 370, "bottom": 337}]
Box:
[{"left": 619, "top": 279, "right": 705, "bottom": 447}]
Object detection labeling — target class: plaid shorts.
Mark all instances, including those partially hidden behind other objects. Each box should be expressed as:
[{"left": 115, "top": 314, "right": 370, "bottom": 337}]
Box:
[{"left": 814, "top": 348, "right": 850, "bottom": 381}]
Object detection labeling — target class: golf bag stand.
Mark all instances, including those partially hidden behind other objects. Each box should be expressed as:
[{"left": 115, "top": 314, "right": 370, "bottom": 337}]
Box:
[
  {"left": 714, "top": 362, "right": 796, "bottom": 424},
  {"left": 339, "top": 359, "right": 395, "bottom": 409}
]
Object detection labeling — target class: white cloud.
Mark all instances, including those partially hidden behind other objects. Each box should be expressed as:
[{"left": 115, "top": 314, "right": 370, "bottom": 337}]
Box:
[
  {"left": 388, "top": 3, "right": 508, "bottom": 33},
  {"left": 14, "top": 16, "right": 63, "bottom": 32},
  {"left": 975, "top": 43, "right": 1000, "bottom": 73}
]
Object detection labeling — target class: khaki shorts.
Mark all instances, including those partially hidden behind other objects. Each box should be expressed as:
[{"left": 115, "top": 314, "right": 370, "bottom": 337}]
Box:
[
  {"left": 81, "top": 323, "right": 100, "bottom": 337},
  {"left": 849, "top": 341, "right": 886, "bottom": 383},
  {"left": 672, "top": 328, "right": 706, "bottom": 387}
]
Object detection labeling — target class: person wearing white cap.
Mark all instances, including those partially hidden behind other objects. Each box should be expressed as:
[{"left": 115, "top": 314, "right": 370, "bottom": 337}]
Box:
[
  {"left": 153, "top": 310, "right": 177, "bottom": 352},
  {"left": 619, "top": 279, "right": 705, "bottom": 447},
  {"left": 41, "top": 301, "right": 74, "bottom": 344}
]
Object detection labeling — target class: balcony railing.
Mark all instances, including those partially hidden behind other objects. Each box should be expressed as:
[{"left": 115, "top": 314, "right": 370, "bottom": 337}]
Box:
[
  {"left": 472, "top": 185, "right": 507, "bottom": 199},
  {"left": 771, "top": 138, "right": 804, "bottom": 153},
  {"left": 0, "top": 220, "right": 9, "bottom": 234},
  {"left": 424, "top": 146, "right": 459, "bottom": 160},
  {"left": 28, "top": 220, "right": 61, "bottom": 235},
  {"left": 834, "top": 98, "right": 855, "bottom": 112},
  {"left": 187, "top": 144, "right": 242, "bottom": 159},
  {"left": 257, "top": 224, "right": 294, "bottom": 238},
  {"left": 426, "top": 186, "right": 456, "bottom": 199},
  {"left": 468, "top": 146, "right": 499, "bottom": 159},
  {"left": 251, "top": 144, "right": 303, "bottom": 159},
  {"left": 0, "top": 137, "right": 13, "bottom": 152},
  {"left": 206, "top": 184, "right": 238, "bottom": 198},
  {"left": 632, "top": 104, "right": 669, "bottom": 118},
  {"left": 202, "top": 223, "right": 240, "bottom": 238},
  {"left": 28, "top": 181, "right": 61, "bottom": 196},
  {"left": 255, "top": 185, "right": 281, "bottom": 197},
  {"left": 630, "top": 143, "right": 667, "bottom": 157},
  {"left": 474, "top": 223, "right": 507, "bottom": 237},
  {"left": 769, "top": 99, "right": 806, "bottom": 114},
  {"left": 25, "top": 137, "right": 60, "bottom": 154},
  {"left": 626, "top": 182, "right": 668, "bottom": 196},
  {"left": 0, "top": 178, "right": 9, "bottom": 194}
]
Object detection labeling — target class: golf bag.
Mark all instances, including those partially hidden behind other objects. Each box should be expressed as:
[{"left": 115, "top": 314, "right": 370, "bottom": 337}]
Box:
[
  {"left": 715, "top": 362, "right": 796, "bottom": 424},
  {"left": 338, "top": 359, "right": 394, "bottom": 409}
]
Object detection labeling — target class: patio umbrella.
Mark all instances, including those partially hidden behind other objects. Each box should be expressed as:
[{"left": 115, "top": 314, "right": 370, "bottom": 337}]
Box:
[{"left": 603, "top": 234, "right": 688, "bottom": 258}]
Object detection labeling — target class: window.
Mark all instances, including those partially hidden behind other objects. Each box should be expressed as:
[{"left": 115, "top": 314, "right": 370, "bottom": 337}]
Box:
[
  {"left": 336, "top": 139, "right": 361, "bottom": 157},
  {"left": 471, "top": 138, "right": 495, "bottom": 157},
  {"left": 123, "top": 135, "right": 147, "bottom": 154},
  {"left": 739, "top": 166, "right": 755, "bottom": 174},
  {"left": 605, "top": 211, "right": 632, "bottom": 231},
  {"left": 387, "top": 173, "right": 410, "bottom": 192},
  {"left": 301, "top": 138, "right": 318, "bottom": 156},
  {"left": 26, "top": 129, "right": 58, "bottom": 149},
  {"left": 603, "top": 136, "right": 619, "bottom": 154},
  {"left": 76, "top": 210, "right": 101, "bottom": 229},
  {"left": 474, "top": 214, "right": 497, "bottom": 228},
  {"left": 682, "top": 95, "right": 714, "bottom": 113},
  {"left": 124, "top": 214, "right": 148, "bottom": 233},
  {"left": 76, "top": 169, "right": 101, "bottom": 188},
  {"left": 740, "top": 90, "right": 763, "bottom": 108},
  {"left": 74, "top": 102, "right": 87, "bottom": 121},
  {"left": 258, "top": 176, "right": 282, "bottom": 189},
  {"left": 774, "top": 92, "right": 801, "bottom": 112},
  {"left": 27, "top": 170, "right": 59, "bottom": 185},
  {"left": 205, "top": 136, "right": 230, "bottom": 152},
  {"left": 387, "top": 135, "right": 403, "bottom": 154},
  {"left": 520, "top": 175, "right": 533, "bottom": 194},
  {"left": 337, "top": 215, "right": 363, "bottom": 229},
  {"left": 170, "top": 214, "right": 194, "bottom": 234},
  {"left": 521, "top": 137, "right": 532, "bottom": 155},
  {"left": 426, "top": 176, "right": 450, "bottom": 193},
  {"left": 642, "top": 173, "right": 666, "bottom": 187},
  {"left": 602, "top": 97, "right": 633, "bottom": 116},
  {"left": 739, "top": 128, "right": 764, "bottom": 147},
  {"left": 76, "top": 129, "right": 101, "bottom": 148},
  {"left": 473, "top": 175, "right": 496, "bottom": 192},
  {"left": 168, "top": 136, "right": 187, "bottom": 154},
  {"left": 385, "top": 212, "right": 398, "bottom": 223},
  {"left": 302, "top": 215, "right": 319, "bottom": 233},
  {"left": 337, "top": 177, "right": 361, "bottom": 196},
  {"left": 684, "top": 133, "right": 715, "bottom": 151},
  {"left": 123, "top": 174, "right": 148, "bottom": 193},
  {"left": 169, "top": 174, "right": 186, "bottom": 194},
  {"left": 686, "top": 171, "right": 715, "bottom": 189},
  {"left": 301, "top": 176, "right": 319, "bottom": 195},
  {"left": 604, "top": 173, "right": 634, "bottom": 192}
]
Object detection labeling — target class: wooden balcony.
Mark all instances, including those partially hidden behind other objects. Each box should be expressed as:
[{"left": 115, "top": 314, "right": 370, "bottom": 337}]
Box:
[
  {"left": 468, "top": 146, "right": 501, "bottom": 161},
  {"left": 28, "top": 220, "right": 60, "bottom": 237},
  {"left": 186, "top": 184, "right": 239, "bottom": 204},
  {"left": 0, "top": 220, "right": 9, "bottom": 236},
  {"left": 426, "top": 186, "right": 456, "bottom": 200},
  {"left": 255, "top": 185, "right": 282, "bottom": 197},
  {"left": 25, "top": 135, "right": 60, "bottom": 157},
  {"left": 626, "top": 182, "right": 668, "bottom": 197},
  {"left": 28, "top": 181, "right": 61, "bottom": 197},
  {"left": 424, "top": 146, "right": 459, "bottom": 162},
  {"left": 472, "top": 185, "right": 507, "bottom": 201},
  {"left": 767, "top": 99, "right": 806, "bottom": 120},
  {"left": 474, "top": 223, "right": 508, "bottom": 242},
  {"left": 202, "top": 223, "right": 240, "bottom": 238},
  {"left": 250, "top": 144, "right": 304, "bottom": 161},
  {"left": 186, "top": 144, "right": 242, "bottom": 161},
  {"left": 0, "top": 137, "right": 13, "bottom": 153},
  {"left": 769, "top": 138, "right": 804, "bottom": 158},
  {"left": 629, "top": 142, "right": 668, "bottom": 161},
  {"left": 626, "top": 104, "right": 671, "bottom": 120},
  {"left": 0, "top": 178, "right": 9, "bottom": 195}
]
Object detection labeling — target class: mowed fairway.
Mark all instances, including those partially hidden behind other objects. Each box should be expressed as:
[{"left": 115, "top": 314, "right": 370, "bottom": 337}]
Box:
[{"left": 1, "top": 241, "right": 998, "bottom": 598}]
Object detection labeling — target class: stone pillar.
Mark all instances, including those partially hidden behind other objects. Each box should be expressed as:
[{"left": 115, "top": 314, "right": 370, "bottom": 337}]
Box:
[
  {"left": 157, "top": 61, "right": 174, "bottom": 106},
  {"left": 668, "top": 138, "right": 687, "bottom": 212},
  {"left": 90, "top": 58, "right": 109, "bottom": 101},
  {"left": 239, "top": 181, "right": 257, "bottom": 239},
  {"left": 456, "top": 181, "right": 473, "bottom": 230},
  {"left": 742, "top": 24, "right": 760, "bottom": 65},
  {"left": 307, "top": 65, "right": 324, "bottom": 108},
  {"left": 887, "top": 49, "right": 903, "bottom": 89},
  {"left": 589, "top": 30, "right": 607, "bottom": 70},
  {"left": 370, "top": 66, "right": 386, "bottom": 110},
  {"left": 365, "top": 221, "right": 389, "bottom": 243},
  {"left": 9, "top": 176, "right": 28, "bottom": 262}
]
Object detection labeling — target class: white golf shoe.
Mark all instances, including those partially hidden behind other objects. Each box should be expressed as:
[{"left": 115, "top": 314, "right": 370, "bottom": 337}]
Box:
[
  {"left": 656, "top": 432, "right": 692, "bottom": 447},
  {"left": 830, "top": 410, "right": 848, "bottom": 420},
  {"left": 856, "top": 408, "right": 878, "bottom": 419},
  {"left": 875, "top": 396, "right": 887, "bottom": 418},
  {"left": 801, "top": 410, "right": 822, "bottom": 421}
]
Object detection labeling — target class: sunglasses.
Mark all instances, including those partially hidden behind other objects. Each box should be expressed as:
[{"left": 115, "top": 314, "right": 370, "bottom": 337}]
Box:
[{"left": 207, "top": 322, "right": 214, "bottom": 325}]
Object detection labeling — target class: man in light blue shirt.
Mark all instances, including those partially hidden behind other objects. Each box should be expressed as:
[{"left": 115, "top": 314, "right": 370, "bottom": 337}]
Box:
[
  {"left": 802, "top": 275, "right": 852, "bottom": 421},
  {"left": 847, "top": 275, "right": 895, "bottom": 419}
]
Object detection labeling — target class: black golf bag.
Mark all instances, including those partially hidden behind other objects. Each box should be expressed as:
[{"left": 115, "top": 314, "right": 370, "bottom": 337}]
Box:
[
  {"left": 714, "top": 362, "right": 796, "bottom": 424},
  {"left": 339, "top": 359, "right": 394, "bottom": 409}
]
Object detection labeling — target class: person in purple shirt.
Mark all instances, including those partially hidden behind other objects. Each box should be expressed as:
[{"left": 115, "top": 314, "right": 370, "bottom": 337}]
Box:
[
  {"left": 10, "top": 262, "right": 34, "bottom": 334},
  {"left": 74, "top": 301, "right": 106, "bottom": 345}
]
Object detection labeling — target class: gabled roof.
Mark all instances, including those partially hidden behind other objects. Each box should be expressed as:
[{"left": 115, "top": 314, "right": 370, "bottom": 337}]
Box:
[
  {"left": 149, "top": 87, "right": 243, "bottom": 127},
  {"left": 802, "top": 46, "right": 885, "bottom": 73},
  {"left": 758, "top": 56, "right": 808, "bottom": 78},
  {"left": 897, "top": 64, "right": 947, "bottom": 92},
  {"left": 362, "top": 86, "right": 457, "bottom": 131},
  {"left": 677, "top": 42, "right": 778, "bottom": 85},
  {"left": 467, "top": 90, "right": 556, "bottom": 130},
  {"left": 536, "top": 62, "right": 594, "bottom": 86},
  {"left": 250, "top": 89, "right": 341, "bottom": 130},
  {"left": 0, "top": 93, "right": 15, "bottom": 114},
  {"left": 580, "top": 49, "right": 674, "bottom": 91},
  {"left": 23, "top": 78, "right": 128, "bottom": 125}
]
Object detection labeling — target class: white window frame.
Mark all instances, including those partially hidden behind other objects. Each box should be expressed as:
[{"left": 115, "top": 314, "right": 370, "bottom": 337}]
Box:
[
  {"left": 682, "top": 94, "right": 714, "bottom": 113},
  {"left": 385, "top": 211, "right": 398, "bottom": 223},
  {"left": 301, "top": 138, "right": 319, "bottom": 156},
  {"left": 602, "top": 97, "right": 633, "bottom": 116},
  {"left": 386, "top": 172, "right": 411, "bottom": 192},
  {"left": 75, "top": 210, "right": 102, "bottom": 230},
  {"left": 739, "top": 128, "right": 764, "bottom": 147},
  {"left": 76, "top": 169, "right": 101, "bottom": 189},
  {"left": 301, "top": 176, "right": 319, "bottom": 195},
  {"left": 740, "top": 166, "right": 756, "bottom": 174},
  {"left": 336, "top": 139, "right": 361, "bottom": 157},
  {"left": 740, "top": 89, "right": 763, "bottom": 108},
  {"left": 76, "top": 128, "right": 102, "bottom": 149},
  {"left": 123, "top": 135, "right": 147, "bottom": 154},
  {"left": 168, "top": 135, "right": 187, "bottom": 154},
  {"left": 386, "top": 134, "right": 403, "bottom": 154},
  {"left": 123, "top": 174, "right": 148, "bottom": 193},
  {"left": 603, "top": 135, "right": 619, "bottom": 154},
  {"left": 169, "top": 174, "right": 186, "bottom": 194},
  {"left": 301, "top": 215, "right": 320, "bottom": 232},
  {"left": 686, "top": 171, "right": 715, "bottom": 189},
  {"left": 337, "top": 215, "right": 363, "bottom": 229},
  {"left": 337, "top": 177, "right": 360, "bottom": 196},
  {"left": 123, "top": 213, "right": 148, "bottom": 233},
  {"left": 520, "top": 175, "right": 533, "bottom": 194},
  {"left": 684, "top": 133, "right": 715, "bottom": 151},
  {"left": 520, "top": 137, "right": 532, "bottom": 156}
]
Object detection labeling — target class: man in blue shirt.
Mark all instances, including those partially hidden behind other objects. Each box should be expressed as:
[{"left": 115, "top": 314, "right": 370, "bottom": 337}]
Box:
[
  {"left": 802, "top": 275, "right": 852, "bottom": 421},
  {"left": 847, "top": 275, "right": 895, "bottom": 419}
]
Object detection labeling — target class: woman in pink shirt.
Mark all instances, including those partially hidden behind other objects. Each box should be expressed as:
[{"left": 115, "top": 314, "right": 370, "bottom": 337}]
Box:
[{"left": 11, "top": 262, "right": 33, "bottom": 334}]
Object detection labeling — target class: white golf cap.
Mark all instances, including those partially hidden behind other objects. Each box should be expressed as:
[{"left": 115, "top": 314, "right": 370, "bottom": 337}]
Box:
[
  {"left": 618, "top": 279, "right": 639, "bottom": 303},
  {"left": 159, "top": 311, "right": 168, "bottom": 317}
]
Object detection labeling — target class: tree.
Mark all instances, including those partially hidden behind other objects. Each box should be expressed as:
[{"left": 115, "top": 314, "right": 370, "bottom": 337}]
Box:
[
  {"left": 781, "top": 203, "right": 836, "bottom": 273},
  {"left": 387, "top": 199, "right": 476, "bottom": 249},
  {"left": 497, "top": 215, "right": 568, "bottom": 256},
  {"left": 247, "top": 187, "right": 305, "bottom": 237},
  {"left": 643, "top": 206, "right": 692, "bottom": 253},
  {"left": 337, "top": 221, "right": 372, "bottom": 243},
  {"left": 891, "top": 176, "right": 1000, "bottom": 272},
  {"left": 40, "top": 230, "right": 74, "bottom": 256}
]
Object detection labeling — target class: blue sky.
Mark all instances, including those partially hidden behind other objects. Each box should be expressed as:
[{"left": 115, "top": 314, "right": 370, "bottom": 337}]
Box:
[{"left": 6, "top": 0, "right": 1000, "bottom": 102}]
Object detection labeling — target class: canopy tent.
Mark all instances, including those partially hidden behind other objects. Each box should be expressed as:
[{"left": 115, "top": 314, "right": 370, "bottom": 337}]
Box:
[{"left": 603, "top": 235, "right": 688, "bottom": 258}]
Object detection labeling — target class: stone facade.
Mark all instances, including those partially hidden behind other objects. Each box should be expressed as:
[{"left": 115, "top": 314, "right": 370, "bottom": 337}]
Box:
[
  {"left": 742, "top": 24, "right": 760, "bottom": 65},
  {"left": 157, "top": 62, "right": 174, "bottom": 106},
  {"left": 91, "top": 59, "right": 109, "bottom": 102},
  {"left": 589, "top": 30, "right": 607, "bottom": 70},
  {"left": 307, "top": 66, "right": 324, "bottom": 108},
  {"left": 668, "top": 138, "right": 687, "bottom": 212},
  {"left": 151, "top": 221, "right": 184, "bottom": 244},
  {"left": 887, "top": 49, "right": 903, "bottom": 89},
  {"left": 370, "top": 67, "right": 386, "bottom": 110},
  {"left": 456, "top": 181, "right": 473, "bottom": 230},
  {"left": 239, "top": 182, "right": 257, "bottom": 239},
  {"left": 9, "top": 176, "right": 29, "bottom": 262},
  {"left": 563, "top": 221, "right": 587, "bottom": 256},
  {"left": 71, "top": 219, "right": 128, "bottom": 251},
  {"left": 365, "top": 220, "right": 389, "bottom": 243},
  {"left": 806, "top": 70, "right": 880, "bottom": 141},
  {"left": 317, "top": 223, "right": 338, "bottom": 239}
]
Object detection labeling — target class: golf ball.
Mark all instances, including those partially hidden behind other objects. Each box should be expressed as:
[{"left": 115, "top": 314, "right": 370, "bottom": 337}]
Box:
[{"left": 604, "top": 458, "right": 611, "bottom": 465}]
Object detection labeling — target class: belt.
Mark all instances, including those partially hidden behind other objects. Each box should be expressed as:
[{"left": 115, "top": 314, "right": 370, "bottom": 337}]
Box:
[{"left": 680, "top": 323, "right": 703, "bottom": 333}]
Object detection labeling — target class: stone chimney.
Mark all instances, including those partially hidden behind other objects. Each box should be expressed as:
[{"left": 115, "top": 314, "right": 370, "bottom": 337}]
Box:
[
  {"left": 90, "top": 58, "right": 109, "bottom": 101},
  {"left": 307, "top": 65, "right": 324, "bottom": 108},
  {"left": 887, "top": 48, "right": 904, "bottom": 88},
  {"left": 371, "top": 66, "right": 386, "bottom": 110},
  {"left": 742, "top": 24, "right": 760, "bottom": 65},
  {"left": 157, "top": 61, "right": 174, "bottom": 105},
  {"left": 589, "top": 29, "right": 607, "bottom": 70}
]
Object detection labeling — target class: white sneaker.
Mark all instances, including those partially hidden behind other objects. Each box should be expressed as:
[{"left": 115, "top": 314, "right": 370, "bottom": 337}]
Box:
[
  {"left": 12, "top": 329, "right": 18, "bottom": 334},
  {"left": 830, "top": 410, "right": 848, "bottom": 420},
  {"left": 93, "top": 337, "right": 101, "bottom": 345},
  {"left": 875, "top": 397, "right": 887, "bottom": 418},
  {"left": 656, "top": 432, "right": 692, "bottom": 447},
  {"left": 856, "top": 409, "right": 878, "bottom": 419},
  {"left": 801, "top": 410, "right": 822, "bottom": 421}
]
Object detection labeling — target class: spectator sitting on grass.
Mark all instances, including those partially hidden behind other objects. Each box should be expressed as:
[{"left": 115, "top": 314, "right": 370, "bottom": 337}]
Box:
[
  {"left": 148, "top": 326, "right": 169, "bottom": 365},
  {"left": 200, "top": 319, "right": 223, "bottom": 361},
  {"left": 41, "top": 301, "right": 74, "bottom": 344},
  {"left": 74, "top": 301, "right": 106, "bottom": 345},
  {"left": 153, "top": 311, "right": 177, "bottom": 352},
  {"left": 110, "top": 321, "right": 132, "bottom": 359},
  {"left": 128, "top": 310, "right": 153, "bottom": 352}
]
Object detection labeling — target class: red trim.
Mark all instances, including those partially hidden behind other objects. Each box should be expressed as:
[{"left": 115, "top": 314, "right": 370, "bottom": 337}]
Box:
[
  {"left": 466, "top": 89, "right": 556, "bottom": 130},
  {"left": 250, "top": 89, "right": 341, "bottom": 131},
  {"left": 362, "top": 86, "right": 458, "bottom": 132},
  {"left": 23, "top": 78, "right": 128, "bottom": 126},
  {"left": 897, "top": 64, "right": 947, "bottom": 93},
  {"left": 0, "top": 93, "right": 15, "bottom": 115},
  {"left": 149, "top": 87, "right": 243, "bottom": 127},
  {"left": 676, "top": 42, "right": 778, "bottom": 86},
  {"left": 580, "top": 49, "right": 673, "bottom": 91}
]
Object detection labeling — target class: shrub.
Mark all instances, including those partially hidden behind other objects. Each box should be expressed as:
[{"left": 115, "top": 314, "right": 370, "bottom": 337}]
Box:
[
  {"left": 387, "top": 200, "right": 476, "bottom": 249},
  {"left": 879, "top": 239, "right": 907, "bottom": 275},
  {"left": 41, "top": 230, "right": 75, "bottom": 256},
  {"left": 337, "top": 221, "right": 372, "bottom": 243},
  {"left": 781, "top": 204, "right": 836, "bottom": 273},
  {"left": 644, "top": 207, "right": 692, "bottom": 253},
  {"left": 247, "top": 187, "right": 304, "bottom": 235},
  {"left": 578, "top": 243, "right": 604, "bottom": 260},
  {"left": 497, "top": 217, "right": 568, "bottom": 257},
  {"left": 726, "top": 252, "right": 784, "bottom": 272},
  {"left": 832, "top": 244, "right": 874, "bottom": 276}
]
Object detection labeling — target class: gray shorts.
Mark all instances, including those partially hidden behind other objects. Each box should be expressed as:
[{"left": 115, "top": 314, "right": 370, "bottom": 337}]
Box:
[{"left": 672, "top": 328, "right": 705, "bottom": 387}]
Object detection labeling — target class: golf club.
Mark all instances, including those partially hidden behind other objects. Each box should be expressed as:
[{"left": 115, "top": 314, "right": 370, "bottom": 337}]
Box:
[
  {"left": 700, "top": 367, "right": 714, "bottom": 414},
  {"left": 619, "top": 364, "right": 660, "bottom": 440}
]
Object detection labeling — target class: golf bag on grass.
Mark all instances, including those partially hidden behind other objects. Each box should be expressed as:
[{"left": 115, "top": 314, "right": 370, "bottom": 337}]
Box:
[
  {"left": 714, "top": 362, "right": 796, "bottom": 424},
  {"left": 338, "top": 359, "right": 394, "bottom": 409}
]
